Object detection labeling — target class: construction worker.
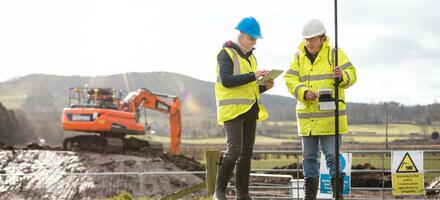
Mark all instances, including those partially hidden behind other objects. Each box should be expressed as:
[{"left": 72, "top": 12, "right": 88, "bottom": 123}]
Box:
[
  {"left": 214, "top": 16, "right": 273, "bottom": 200},
  {"left": 284, "top": 19, "right": 357, "bottom": 200}
]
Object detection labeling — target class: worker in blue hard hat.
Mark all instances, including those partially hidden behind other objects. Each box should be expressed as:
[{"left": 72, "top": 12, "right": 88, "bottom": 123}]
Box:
[{"left": 213, "top": 16, "right": 273, "bottom": 200}]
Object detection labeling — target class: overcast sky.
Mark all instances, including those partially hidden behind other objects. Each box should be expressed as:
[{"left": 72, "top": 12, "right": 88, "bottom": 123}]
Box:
[{"left": 1, "top": 0, "right": 439, "bottom": 105}]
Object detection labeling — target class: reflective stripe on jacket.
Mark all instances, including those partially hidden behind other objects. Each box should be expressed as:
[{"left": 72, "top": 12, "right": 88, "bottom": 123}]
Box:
[
  {"left": 215, "top": 47, "right": 268, "bottom": 125},
  {"left": 284, "top": 37, "right": 357, "bottom": 136}
]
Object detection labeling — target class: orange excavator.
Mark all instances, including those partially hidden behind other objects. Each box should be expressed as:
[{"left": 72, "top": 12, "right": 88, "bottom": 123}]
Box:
[{"left": 61, "top": 87, "right": 181, "bottom": 154}]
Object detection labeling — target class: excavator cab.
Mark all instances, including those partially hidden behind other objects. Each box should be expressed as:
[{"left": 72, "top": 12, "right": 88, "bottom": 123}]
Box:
[
  {"left": 86, "top": 88, "right": 115, "bottom": 108},
  {"left": 68, "top": 87, "right": 122, "bottom": 110}
]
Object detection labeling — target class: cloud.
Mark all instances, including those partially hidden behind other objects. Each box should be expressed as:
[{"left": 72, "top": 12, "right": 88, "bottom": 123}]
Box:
[
  {"left": 357, "top": 35, "right": 421, "bottom": 66},
  {"left": 338, "top": 0, "right": 440, "bottom": 67},
  {"left": 0, "top": 0, "right": 439, "bottom": 105}
]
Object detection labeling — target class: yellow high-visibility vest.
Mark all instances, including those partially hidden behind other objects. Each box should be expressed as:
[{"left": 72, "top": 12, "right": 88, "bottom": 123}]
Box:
[
  {"left": 284, "top": 38, "right": 357, "bottom": 136},
  {"left": 215, "top": 47, "right": 268, "bottom": 125}
]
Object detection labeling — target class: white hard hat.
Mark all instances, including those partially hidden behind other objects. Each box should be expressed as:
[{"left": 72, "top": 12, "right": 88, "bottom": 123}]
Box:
[{"left": 302, "top": 19, "right": 327, "bottom": 39}]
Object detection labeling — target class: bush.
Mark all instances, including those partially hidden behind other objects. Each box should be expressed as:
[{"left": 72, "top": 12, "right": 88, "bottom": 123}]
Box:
[{"left": 108, "top": 191, "right": 135, "bottom": 200}]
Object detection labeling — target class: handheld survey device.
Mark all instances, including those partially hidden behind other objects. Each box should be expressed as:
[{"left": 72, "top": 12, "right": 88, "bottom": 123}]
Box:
[{"left": 318, "top": 88, "right": 336, "bottom": 111}]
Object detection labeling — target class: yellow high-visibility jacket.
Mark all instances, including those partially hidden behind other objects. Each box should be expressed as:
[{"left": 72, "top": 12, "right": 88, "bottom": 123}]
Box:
[
  {"left": 215, "top": 47, "right": 268, "bottom": 125},
  {"left": 284, "top": 38, "right": 356, "bottom": 136}
]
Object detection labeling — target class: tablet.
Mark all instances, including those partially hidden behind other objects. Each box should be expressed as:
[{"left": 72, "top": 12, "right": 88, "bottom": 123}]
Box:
[{"left": 258, "top": 69, "right": 283, "bottom": 85}]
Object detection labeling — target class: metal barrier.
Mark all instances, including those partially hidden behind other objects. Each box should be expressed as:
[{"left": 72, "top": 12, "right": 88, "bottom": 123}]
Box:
[{"left": 244, "top": 149, "right": 440, "bottom": 200}]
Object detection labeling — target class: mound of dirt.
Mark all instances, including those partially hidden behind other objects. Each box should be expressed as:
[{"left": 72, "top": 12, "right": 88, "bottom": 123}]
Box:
[
  {"left": 0, "top": 149, "right": 205, "bottom": 199},
  {"left": 0, "top": 103, "right": 37, "bottom": 145},
  {"left": 351, "top": 163, "right": 391, "bottom": 187},
  {"left": 266, "top": 162, "right": 392, "bottom": 187}
]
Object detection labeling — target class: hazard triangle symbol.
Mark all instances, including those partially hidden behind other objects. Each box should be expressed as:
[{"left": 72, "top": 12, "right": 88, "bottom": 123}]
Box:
[{"left": 396, "top": 152, "right": 419, "bottom": 173}]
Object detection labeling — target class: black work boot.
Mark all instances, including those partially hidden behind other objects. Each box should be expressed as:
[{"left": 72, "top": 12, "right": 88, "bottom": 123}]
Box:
[
  {"left": 235, "top": 160, "right": 252, "bottom": 200},
  {"left": 213, "top": 157, "right": 236, "bottom": 200},
  {"left": 304, "top": 177, "right": 319, "bottom": 200},
  {"left": 331, "top": 176, "right": 344, "bottom": 200}
]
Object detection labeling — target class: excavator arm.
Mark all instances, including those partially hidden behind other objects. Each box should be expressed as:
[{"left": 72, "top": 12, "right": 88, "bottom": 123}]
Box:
[
  {"left": 124, "top": 88, "right": 182, "bottom": 154},
  {"left": 169, "top": 98, "right": 181, "bottom": 155}
]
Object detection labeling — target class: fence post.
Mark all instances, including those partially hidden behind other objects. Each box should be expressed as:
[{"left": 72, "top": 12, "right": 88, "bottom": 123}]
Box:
[
  {"left": 139, "top": 172, "right": 144, "bottom": 197},
  {"left": 382, "top": 152, "right": 385, "bottom": 200},
  {"left": 205, "top": 150, "right": 220, "bottom": 198}
]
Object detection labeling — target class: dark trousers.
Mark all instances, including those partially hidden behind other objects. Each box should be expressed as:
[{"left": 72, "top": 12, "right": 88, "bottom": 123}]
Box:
[
  {"left": 214, "top": 115, "right": 257, "bottom": 200},
  {"left": 223, "top": 116, "right": 257, "bottom": 162}
]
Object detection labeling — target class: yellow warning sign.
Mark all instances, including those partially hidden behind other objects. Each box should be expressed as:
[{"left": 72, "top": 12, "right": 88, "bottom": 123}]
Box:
[
  {"left": 392, "top": 173, "right": 424, "bottom": 195},
  {"left": 396, "top": 152, "right": 418, "bottom": 173}
]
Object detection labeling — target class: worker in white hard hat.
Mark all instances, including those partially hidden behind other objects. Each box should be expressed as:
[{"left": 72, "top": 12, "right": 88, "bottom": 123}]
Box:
[{"left": 284, "top": 19, "right": 357, "bottom": 200}]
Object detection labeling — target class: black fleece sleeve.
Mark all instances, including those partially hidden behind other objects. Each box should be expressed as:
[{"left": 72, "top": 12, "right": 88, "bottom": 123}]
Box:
[{"left": 217, "top": 49, "right": 256, "bottom": 88}]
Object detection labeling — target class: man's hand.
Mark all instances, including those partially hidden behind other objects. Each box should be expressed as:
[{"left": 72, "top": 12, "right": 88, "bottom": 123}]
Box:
[
  {"left": 305, "top": 90, "right": 318, "bottom": 101},
  {"left": 333, "top": 66, "right": 342, "bottom": 81},
  {"left": 264, "top": 79, "right": 274, "bottom": 90},
  {"left": 255, "top": 70, "right": 269, "bottom": 79}
]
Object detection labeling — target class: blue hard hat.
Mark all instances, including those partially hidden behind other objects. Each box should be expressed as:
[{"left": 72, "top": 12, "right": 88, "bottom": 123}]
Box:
[{"left": 235, "top": 16, "right": 262, "bottom": 38}]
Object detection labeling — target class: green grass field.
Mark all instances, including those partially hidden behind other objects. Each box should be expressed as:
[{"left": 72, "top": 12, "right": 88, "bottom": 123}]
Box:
[
  {"left": 350, "top": 124, "right": 419, "bottom": 134},
  {"left": 136, "top": 134, "right": 290, "bottom": 145},
  {"left": 347, "top": 123, "right": 439, "bottom": 143},
  {"left": 140, "top": 121, "right": 440, "bottom": 145}
]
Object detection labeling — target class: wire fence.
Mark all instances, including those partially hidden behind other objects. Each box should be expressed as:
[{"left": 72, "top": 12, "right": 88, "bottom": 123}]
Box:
[
  {"left": 245, "top": 149, "right": 440, "bottom": 200},
  {"left": 0, "top": 150, "right": 439, "bottom": 199}
]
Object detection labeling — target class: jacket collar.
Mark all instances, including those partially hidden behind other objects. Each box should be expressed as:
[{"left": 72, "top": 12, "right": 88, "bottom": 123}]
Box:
[{"left": 223, "top": 40, "right": 254, "bottom": 58}]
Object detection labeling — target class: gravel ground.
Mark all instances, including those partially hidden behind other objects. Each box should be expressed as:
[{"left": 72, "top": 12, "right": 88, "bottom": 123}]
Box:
[{"left": 0, "top": 149, "right": 204, "bottom": 200}]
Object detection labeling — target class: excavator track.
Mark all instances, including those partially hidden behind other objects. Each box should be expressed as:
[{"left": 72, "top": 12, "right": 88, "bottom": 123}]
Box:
[{"left": 63, "top": 135, "right": 163, "bottom": 154}]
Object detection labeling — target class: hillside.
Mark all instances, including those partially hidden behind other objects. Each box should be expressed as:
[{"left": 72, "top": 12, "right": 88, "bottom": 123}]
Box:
[
  {"left": 0, "top": 72, "right": 439, "bottom": 146},
  {"left": 2, "top": 72, "right": 439, "bottom": 123},
  {"left": 0, "top": 72, "right": 296, "bottom": 120},
  {"left": 0, "top": 72, "right": 296, "bottom": 145}
]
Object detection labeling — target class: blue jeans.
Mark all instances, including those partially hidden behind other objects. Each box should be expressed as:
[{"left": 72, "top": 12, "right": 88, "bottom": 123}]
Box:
[{"left": 301, "top": 135, "right": 346, "bottom": 178}]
